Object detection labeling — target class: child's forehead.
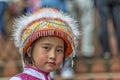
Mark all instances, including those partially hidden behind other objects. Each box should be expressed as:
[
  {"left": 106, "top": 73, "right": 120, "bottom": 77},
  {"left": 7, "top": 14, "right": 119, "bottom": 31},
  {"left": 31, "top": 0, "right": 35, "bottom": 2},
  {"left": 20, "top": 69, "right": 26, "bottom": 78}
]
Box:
[{"left": 34, "top": 36, "right": 65, "bottom": 47}]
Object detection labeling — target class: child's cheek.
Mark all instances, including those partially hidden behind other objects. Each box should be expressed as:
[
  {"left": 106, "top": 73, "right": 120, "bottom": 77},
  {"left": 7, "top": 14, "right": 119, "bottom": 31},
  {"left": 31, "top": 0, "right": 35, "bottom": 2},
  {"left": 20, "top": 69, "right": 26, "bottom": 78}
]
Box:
[
  {"left": 37, "top": 54, "right": 48, "bottom": 61},
  {"left": 57, "top": 55, "right": 64, "bottom": 64}
]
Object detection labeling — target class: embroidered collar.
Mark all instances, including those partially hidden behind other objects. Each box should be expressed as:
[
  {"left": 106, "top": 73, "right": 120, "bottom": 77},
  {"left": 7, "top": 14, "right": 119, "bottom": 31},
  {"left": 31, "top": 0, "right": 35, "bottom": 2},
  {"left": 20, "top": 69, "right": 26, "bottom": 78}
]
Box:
[{"left": 23, "top": 66, "right": 51, "bottom": 80}]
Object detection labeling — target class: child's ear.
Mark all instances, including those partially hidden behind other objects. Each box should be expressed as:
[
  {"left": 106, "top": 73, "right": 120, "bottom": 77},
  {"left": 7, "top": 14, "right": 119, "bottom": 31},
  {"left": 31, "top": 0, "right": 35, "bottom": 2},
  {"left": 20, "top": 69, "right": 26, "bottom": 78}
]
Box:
[{"left": 27, "top": 47, "right": 31, "bottom": 57}]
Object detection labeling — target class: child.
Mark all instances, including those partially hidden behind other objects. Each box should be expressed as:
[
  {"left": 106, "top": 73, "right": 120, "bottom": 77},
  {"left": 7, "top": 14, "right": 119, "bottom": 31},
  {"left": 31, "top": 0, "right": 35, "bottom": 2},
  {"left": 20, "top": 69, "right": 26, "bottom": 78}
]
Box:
[{"left": 10, "top": 8, "right": 80, "bottom": 80}]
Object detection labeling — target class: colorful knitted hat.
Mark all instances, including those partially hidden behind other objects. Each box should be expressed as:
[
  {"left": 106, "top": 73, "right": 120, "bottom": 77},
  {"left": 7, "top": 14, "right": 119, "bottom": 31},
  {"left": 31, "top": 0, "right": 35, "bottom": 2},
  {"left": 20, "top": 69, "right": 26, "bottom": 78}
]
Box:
[{"left": 12, "top": 8, "right": 80, "bottom": 59}]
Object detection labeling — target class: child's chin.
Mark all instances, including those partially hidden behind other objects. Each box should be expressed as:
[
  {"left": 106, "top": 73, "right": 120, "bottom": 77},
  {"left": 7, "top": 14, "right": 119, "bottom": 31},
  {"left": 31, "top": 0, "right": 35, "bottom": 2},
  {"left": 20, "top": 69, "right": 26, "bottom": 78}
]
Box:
[
  {"left": 47, "top": 68, "right": 56, "bottom": 72},
  {"left": 49, "top": 69, "right": 56, "bottom": 72}
]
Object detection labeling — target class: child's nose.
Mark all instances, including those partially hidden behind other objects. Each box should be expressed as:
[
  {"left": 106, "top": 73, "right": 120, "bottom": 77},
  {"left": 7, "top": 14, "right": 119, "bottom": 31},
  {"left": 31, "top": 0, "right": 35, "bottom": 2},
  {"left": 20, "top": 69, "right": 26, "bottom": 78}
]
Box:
[{"left": 49, "top": 50, "right": 56, "bottom": 60}]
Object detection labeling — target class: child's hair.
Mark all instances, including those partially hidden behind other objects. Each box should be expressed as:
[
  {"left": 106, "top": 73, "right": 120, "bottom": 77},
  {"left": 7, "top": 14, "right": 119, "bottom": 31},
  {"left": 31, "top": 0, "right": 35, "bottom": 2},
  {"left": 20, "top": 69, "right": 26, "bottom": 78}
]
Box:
[{"left": 12, "top": 8, "right": 80, "bottom": 66}]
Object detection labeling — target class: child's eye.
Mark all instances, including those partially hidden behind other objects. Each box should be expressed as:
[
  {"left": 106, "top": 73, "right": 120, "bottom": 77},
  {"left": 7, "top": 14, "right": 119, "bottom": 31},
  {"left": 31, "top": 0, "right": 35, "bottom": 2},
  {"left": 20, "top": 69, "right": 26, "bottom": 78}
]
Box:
[
  {"left": 43, "top": 47, "right": 51, "bottom": 51},
  {"left": 57, "top": 49, "right": 64, "bottom": 54}
]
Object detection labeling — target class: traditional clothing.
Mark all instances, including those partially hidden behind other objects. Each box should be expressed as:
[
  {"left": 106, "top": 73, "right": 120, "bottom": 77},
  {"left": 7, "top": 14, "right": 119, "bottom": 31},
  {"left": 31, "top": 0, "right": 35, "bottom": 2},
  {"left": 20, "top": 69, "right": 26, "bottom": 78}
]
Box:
[
  {"left": 10, "top": 66, "right": 52, "bottom": 80},
  {"left": 10, "top": 8, "right": 80, "bottom": 80}
]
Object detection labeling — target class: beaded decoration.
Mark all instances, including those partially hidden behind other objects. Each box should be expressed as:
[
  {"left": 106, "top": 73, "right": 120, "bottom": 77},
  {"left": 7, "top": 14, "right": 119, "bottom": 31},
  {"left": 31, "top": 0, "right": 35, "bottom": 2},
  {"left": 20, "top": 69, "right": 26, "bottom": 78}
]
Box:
[{"left": 12, "top": 8, "right": 80, "bottom": 59}]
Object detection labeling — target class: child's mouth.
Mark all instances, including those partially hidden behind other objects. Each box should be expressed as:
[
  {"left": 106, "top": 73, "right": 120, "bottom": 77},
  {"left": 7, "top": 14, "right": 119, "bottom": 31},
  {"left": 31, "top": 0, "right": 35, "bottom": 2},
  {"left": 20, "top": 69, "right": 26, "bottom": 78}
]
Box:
[{"left": 47, "top": 62, "right": 56, "bottom": 66}]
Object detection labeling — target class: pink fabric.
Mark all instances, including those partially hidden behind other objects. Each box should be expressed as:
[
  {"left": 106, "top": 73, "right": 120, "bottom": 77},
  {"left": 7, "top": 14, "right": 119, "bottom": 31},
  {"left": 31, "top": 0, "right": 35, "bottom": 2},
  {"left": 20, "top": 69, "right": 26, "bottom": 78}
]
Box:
[
  {"left": 24, "top": 66, "right": 49, "bottom": 80},
  {"left": 14, "top": 66, "right": 53, "bottom": 80},
  {"left": 24, "top": 66, "right": 47, "bottom": 74},
  {"left": 16, "top": 73, "right": 41, "bottom": 80}
]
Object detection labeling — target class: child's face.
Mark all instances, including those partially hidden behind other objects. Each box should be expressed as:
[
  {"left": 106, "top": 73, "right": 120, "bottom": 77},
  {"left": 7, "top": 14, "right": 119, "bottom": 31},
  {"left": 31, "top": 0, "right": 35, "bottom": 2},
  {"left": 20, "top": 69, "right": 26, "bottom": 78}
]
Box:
[{"left": 31, "top": 36, "right": 65, "bottom": 72}]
